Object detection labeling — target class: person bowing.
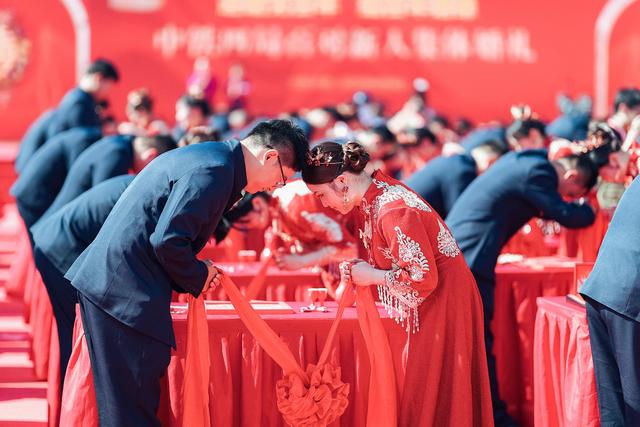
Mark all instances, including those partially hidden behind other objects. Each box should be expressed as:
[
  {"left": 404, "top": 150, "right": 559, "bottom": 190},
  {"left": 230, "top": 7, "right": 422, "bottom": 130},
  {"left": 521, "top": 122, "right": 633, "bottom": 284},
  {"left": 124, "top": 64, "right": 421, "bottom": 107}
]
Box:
[
  {"left": 63, "top": 120, "right": 308, "bottom": 426},
  {"left": 302, "top": 141, "right": 493, "bottom": 427}
]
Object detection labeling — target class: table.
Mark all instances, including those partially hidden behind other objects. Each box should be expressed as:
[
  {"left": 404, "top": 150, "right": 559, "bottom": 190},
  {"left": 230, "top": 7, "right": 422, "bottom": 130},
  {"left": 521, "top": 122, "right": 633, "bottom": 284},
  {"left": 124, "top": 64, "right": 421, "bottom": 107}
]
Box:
[
  {"left": 33, "top": 262, "right": 322, "bottom": 379},
  {"left": 161, "top": 301, "right": 407, "bottom": 427},
  {"left": 493, "top": 256, "right": 577, "bottom": 427},
  {"left": 46, "top": 253, "right": 578, "bottom": 426},
  {"left": 62, "top": 302, "right": 408, "bottom": 427},
  {"left": 533, "top": 297, "right": 599, "bottom": 427},
  {"left": 42, "top": 262, "right": 320, "bottom": 425}
]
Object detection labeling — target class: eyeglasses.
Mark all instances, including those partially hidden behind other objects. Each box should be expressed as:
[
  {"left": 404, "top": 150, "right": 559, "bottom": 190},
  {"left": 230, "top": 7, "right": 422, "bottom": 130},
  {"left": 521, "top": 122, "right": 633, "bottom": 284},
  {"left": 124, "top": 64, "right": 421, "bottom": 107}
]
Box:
[
  {"left": 274, "top": 154, "right": 287, "bottom": 188},
  {"left": 267, "top": 145, "right": 287, "bottom": 188}
]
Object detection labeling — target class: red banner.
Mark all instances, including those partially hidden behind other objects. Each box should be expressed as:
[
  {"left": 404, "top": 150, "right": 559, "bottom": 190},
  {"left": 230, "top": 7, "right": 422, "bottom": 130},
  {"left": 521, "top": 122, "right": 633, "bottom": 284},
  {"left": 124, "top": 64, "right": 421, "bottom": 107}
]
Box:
[
  {"left": 0, "top": 0, "right": 76, "bottom": 140},
  {"left": 2, "top": 0, "right": 640, "bottom": 140}
]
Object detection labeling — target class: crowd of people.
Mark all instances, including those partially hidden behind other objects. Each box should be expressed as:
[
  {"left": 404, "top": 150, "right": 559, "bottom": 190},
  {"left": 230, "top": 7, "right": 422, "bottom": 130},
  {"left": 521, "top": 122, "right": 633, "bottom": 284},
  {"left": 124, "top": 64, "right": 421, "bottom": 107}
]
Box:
[{"left": 13, "top": 57, "right": 640, "bottom": 427}]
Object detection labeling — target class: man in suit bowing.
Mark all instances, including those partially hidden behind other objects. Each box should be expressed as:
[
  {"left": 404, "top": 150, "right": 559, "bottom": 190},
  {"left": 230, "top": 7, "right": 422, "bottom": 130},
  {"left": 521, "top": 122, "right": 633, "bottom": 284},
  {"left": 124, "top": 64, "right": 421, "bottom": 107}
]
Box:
[
  {"left": 32, "top": 176, "right": 270, "bottom": 393},
  {"left": 10, "top": 125, "right": 116, "bottom": 239},
  {"left": 404, "top": 140, "right": 507, "bottom": 218},
  {"left": 580, "top": 177, "right": 640, "bottom": 426},
  {"left": 32, "top": 175, "right": 135, "bottom": 389},
  {"left": 42, "top": 133, "right": 176, "bottom": 220},
  {"left": 46, "top": 59, "right": 119, "bottom": 140},
  {"left": 63, "top": 119, "right": 309, "bottom": 426},
  {"left": 447, "top": 149, "right": 599, "bottom": 426},
  {"left": 15, "top": 109, "right": 56, "bottom": 174}
]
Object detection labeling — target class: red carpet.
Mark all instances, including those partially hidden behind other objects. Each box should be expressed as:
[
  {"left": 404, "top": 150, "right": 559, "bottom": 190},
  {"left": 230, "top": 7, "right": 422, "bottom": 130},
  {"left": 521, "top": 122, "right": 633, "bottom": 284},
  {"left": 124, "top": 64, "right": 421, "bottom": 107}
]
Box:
[{"left": 0, "top": 263, "right": 47, "bottom": 426}]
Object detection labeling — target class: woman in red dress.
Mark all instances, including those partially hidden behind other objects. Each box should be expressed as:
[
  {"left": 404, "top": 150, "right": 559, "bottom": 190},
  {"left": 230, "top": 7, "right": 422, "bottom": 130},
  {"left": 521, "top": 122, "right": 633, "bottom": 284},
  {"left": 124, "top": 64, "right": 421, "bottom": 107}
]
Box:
[
  {"left": 267, "top": 179, "right": 357, "bottom": 270},
  {"left": 302, "top": 141, "right": 494, "bottom": 426}
]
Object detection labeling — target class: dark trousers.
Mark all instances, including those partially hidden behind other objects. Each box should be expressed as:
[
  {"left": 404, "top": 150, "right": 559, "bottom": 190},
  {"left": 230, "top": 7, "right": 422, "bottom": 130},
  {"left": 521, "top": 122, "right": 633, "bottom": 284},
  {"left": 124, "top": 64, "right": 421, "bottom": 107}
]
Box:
[
  {"left": 585, "top": 297, "right": 640, "bottom": 427},
  {"left": 78, "top": 294, "right": 171, "bottom": 427},
  {"left": 15, "top": 201, "right": 39, "bottom": 248},
  {"left": 33, "top": 247, "right": 77, "bottom": 389},
  {"left": 475, "top": 275, "right": 518, "bottom": 427}
]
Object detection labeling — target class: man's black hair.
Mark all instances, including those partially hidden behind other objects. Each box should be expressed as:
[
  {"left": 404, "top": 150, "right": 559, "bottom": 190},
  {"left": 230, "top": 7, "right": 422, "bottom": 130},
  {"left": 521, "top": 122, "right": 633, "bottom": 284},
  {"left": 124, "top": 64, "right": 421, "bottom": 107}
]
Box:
[
  {"left": 506, "top": 118, "right": 547, "bottom": 141},
  {"left": 557, "top": 154, "right": 599, "bottom": 190},
  {"left": 613, "top": 87, "right": 640, "bottom": 112},
  {"left": 246, "top": 119, "right": 309, "bottom": 171},
  {"left": 86, "top": 59, "right": 119, "bottom": 82}
]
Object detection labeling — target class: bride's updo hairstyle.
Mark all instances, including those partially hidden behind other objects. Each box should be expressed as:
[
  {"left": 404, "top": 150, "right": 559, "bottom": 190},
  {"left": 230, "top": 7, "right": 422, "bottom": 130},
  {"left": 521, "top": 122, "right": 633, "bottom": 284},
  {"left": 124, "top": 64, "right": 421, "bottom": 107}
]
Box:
[{"left": 302, "top": 141, "right": 370, "bottom": 184}]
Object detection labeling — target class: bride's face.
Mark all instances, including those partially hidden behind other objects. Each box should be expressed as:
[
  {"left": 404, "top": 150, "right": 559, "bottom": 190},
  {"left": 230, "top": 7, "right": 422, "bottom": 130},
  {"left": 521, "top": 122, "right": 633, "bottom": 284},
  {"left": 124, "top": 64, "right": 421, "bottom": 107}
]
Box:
[{"left": 306, "top": 179, "right": 354, "bottom": 215}]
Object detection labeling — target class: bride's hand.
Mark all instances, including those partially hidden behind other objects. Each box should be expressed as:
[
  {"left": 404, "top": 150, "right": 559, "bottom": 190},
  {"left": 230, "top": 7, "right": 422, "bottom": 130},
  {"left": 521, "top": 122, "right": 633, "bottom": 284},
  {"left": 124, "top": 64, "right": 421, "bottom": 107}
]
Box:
[{"left": 350, "top": 261, "right": 378, "bottom": 287}]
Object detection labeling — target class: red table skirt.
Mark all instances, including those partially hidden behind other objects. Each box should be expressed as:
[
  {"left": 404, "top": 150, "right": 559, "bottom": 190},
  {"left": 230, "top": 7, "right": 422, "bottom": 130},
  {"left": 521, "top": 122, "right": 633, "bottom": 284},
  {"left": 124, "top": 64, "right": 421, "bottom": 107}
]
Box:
[
  {"left": 534, "top": 297, "right": 599, "bottom": 427},
  {"left": 62, "top": 302, "right": 408, "bottom": 427},
  {"left": 493, "top": 257, "right": 577, "bottom": 427}
]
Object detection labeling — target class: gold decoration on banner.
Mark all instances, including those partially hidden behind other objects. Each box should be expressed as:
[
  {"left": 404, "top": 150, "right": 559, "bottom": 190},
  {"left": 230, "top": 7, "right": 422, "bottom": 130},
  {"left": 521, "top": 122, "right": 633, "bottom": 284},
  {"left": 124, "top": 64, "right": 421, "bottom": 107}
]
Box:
[
  {"left": 217, "top": 0, "right": 339, "bottom": 17},
  {"left": 0, "top": 11, "right": 30, "bottom": 90},
  {"left": 108, "top": 0, "right": 165, "bottom": 12},
  {"left": 357, "top": 0, "right": 478, "bottom": 20}
]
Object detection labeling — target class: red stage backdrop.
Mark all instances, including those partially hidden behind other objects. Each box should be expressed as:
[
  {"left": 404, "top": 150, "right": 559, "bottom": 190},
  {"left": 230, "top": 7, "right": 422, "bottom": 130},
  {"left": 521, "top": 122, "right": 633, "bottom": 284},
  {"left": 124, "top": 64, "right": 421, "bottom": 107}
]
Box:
[{"left": 2, "top": 0, "right": 640, "bottom": 140}]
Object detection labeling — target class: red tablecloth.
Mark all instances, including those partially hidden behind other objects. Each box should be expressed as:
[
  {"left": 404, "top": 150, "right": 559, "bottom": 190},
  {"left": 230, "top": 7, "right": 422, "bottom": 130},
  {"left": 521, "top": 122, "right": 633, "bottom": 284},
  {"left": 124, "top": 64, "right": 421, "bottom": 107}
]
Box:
[
  {"left": 493, "top": 256, "right": 577, "bottom": 427},
  {"left": 62, "top": 301, "right": 407, "bottom": 426},
  {"left": 534, "top": 297, "right": 599, "bottom": 427},
  {"left": 559, "top": 210, "right": 610, "bottom": 263}
]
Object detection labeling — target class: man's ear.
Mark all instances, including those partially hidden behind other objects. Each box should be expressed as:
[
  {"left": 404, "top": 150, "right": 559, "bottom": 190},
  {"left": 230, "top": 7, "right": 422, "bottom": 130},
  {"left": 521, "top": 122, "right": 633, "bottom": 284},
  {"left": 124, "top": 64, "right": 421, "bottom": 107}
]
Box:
[
  {"left": 261, "top": 148, "right": 279, "bottom": 165},
  {"left": 564, "top": 169, "right": 579, "bottom": 181}
]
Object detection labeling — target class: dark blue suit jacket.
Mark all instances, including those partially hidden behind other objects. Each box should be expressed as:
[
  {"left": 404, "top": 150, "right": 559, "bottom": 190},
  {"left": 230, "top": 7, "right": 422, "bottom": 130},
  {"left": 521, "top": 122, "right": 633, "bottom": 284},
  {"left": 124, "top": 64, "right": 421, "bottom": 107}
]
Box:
[
  {"left": 447, "top": 149, "right": 595, "bottom": 281},
  {"left": 46, "top": 88, "right": 101, "bottom": 140},
  {"left": 65, "top": 140, "right": 247, "bottom": 346},
  {"left": 581, "top": 177, "right": 640, "bottom": 321},
  {"left": 42, "top": 135, "right": 134, "bottom": 218},
  {"left": 31, "top": 175, "right": 134, "bottom": 275},
  {"left": 460, "top": 126, "right": 508, "bottom": 152},
  {"left": 404, "top": 153, "right": 477, "bottom": 218},
  {"left": 10, "top": 127, "right": 103, "bottom": 223},
  {"left": 15, "top": 110, "right": 57, "bottom": 174}
]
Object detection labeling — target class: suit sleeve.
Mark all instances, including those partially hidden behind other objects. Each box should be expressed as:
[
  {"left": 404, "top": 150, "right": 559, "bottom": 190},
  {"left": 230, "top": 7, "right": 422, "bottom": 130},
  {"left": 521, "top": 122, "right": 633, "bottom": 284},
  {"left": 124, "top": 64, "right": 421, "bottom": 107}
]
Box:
[
  {"left": 149, "top": 167, "right": 232, "bottom": 296},
  {"left": 525, "top": 166, "right": 596, "bottom": 228}
]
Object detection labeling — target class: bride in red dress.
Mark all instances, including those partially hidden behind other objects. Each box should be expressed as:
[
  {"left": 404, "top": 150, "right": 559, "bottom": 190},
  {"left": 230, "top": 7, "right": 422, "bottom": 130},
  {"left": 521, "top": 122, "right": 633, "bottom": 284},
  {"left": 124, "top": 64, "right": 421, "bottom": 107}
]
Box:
[{"left": 302, "top": 141, "right": 494, "bottom": 427}]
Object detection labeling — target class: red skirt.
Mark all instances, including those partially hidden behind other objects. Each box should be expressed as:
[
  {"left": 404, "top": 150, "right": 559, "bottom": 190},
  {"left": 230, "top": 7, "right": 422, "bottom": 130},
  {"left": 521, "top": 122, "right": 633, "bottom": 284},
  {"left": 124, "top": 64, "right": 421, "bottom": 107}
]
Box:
[{"left": 399, "top": 264, "right": 494, "bottom": 427}]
